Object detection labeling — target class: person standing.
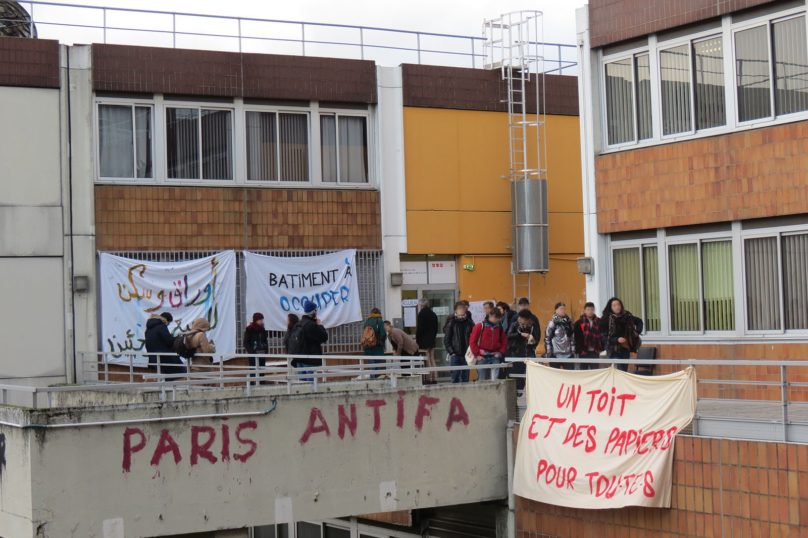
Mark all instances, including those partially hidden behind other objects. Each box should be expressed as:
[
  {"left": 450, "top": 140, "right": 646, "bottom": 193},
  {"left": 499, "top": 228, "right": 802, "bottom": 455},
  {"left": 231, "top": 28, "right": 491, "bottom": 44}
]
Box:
[
  {"left": 283, "top": 313, "right": 300, "bottom": 353},
  {"left": 506, "top": 309, "right": 538, "bottom": 390},
  {"left": 362, "top": 308, "right": 386, "bottom": 377},
  {"left": 470, "top": 308, "right": 507, "bottom": 381},
  {"left": 384, "top": 321, "right": 420, "bottom": 362},
  {"left": 444, "top": 302, "right": 475, "bottom": 383},
  {"left": 497, "top": 301, "right": 518, "bottom": 331},
  {"left": 599, "top": 297, "right": 643, "bottom": 372},
  {"left": 145, "top": 312, "right": 187, "bottom": 376},
  {"left": 287, "top": 301, "right": 329, "bottom": 380},
  {"left": 186, "top": 317, "right": 216, "bottom": 372},
  {"left": 416, "top": 298, "right": 439, "bottom": 384},
  {"left": 244, "top": 312, "right": 269, "bottom": 382},
  {"left": 573, "top": 302, "right": 603, "bottom": 370},
  {"left": 545, "top": 302, "right": 575, "bottom": 369}
]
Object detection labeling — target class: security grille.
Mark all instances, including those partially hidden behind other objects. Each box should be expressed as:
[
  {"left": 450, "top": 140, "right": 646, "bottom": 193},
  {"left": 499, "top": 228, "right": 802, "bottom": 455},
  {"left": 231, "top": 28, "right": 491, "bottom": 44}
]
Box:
[{"left": 100, "top": 250, "right": 384, "bottom": 353}]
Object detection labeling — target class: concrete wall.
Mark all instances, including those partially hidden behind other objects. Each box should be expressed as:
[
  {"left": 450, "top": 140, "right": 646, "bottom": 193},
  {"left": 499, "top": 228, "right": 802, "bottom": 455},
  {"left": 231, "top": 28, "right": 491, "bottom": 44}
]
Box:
[{"left": 1, "top": 382, "right": 515, "bottom": 537}]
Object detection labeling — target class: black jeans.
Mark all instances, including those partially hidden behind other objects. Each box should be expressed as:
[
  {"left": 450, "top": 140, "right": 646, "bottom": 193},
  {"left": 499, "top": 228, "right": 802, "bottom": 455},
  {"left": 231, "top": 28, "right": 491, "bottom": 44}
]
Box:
[
  {"left": 610, "top": 347, "right": 630, "bottom": 372},
  {"left": 578, "top": 351, "right": 600, "bottom": 370},
  {"left": 148, "top": 355, "right": 187, "bottom": 376},
  {"left": 249, "top": 356, "right": 266, "bottom": 378}
]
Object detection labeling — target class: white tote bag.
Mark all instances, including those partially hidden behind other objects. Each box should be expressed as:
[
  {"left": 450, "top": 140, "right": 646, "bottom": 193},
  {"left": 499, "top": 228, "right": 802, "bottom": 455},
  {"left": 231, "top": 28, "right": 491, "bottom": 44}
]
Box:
[{"left": 465, "top": 323, "right": 483, "bottom": 365}]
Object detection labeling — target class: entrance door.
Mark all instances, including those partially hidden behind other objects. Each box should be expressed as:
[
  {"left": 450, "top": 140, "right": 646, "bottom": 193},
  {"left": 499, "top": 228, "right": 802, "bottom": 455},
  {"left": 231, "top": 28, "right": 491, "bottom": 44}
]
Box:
[{"left": 401, "top": 287, "right": 457, "bottom": 377}]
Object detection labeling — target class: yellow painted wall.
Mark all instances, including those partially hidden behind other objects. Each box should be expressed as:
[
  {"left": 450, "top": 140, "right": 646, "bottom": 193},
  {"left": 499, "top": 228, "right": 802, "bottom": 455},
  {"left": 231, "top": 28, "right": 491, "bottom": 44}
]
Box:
[{"left": 403, "top": 106, "right": 585, "bottom": 325}]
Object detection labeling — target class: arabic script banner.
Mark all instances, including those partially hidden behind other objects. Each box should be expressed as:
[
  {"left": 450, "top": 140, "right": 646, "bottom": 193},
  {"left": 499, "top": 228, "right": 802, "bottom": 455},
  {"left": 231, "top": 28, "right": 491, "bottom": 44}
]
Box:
[
  {"left": 99, "top": 251, "right": 237, "bottom": 364},
  {"left": 513, "top": 363, "right": 696, "bottom": 509},
  {"left": 244, "top": 250, "right": 363, "bottom": 331}
]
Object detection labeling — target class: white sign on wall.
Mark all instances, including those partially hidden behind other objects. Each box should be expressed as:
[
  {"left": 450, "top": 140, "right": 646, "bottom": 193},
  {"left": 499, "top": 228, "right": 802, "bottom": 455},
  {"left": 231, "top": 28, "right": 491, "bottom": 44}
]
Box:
[
  {"left": 244, "top": 250, "right": 363, "bottom": 331},
  {"left": 401, "top": 261, "right": 428, "bottom": 285},
  {"left": 428, "top": 260, "right": 456, "bottom": 284},
  {"left": 98, "top": 251, "right": 237, "bottom": 364}
]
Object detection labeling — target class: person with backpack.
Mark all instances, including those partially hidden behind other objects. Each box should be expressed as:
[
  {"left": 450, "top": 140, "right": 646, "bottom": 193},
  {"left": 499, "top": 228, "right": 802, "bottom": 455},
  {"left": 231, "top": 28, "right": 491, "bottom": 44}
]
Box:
[
  {"left": 244, "top": 312, "right": 269, "bottom": 383},
  {"left": 545, "top": 302, "right": 575, "bottom": 369},
  {"left": 470, "top": 308, "right": 507, "bottom": 380},
  {"left": 283, "top": 314, "right": 300, "bottom": 353},
  {"left": 362, "top": 308, "right": 386, "bottom": 378},
  {"left": 286, "top": 301, "right": 329, "bottom": 380},
  {"left": 444, "top": 301, "right": 475, "bottom": 383},
  {"left": 506, "top": 309, "right": 538, "bottom": 390},
  {"left": 573, "top": 302, "right": 603, "bottom": 370},
  {"left": 416, "top": 298, "right": 439, "bottom": 385},
  {"left": 599, "top": 297, "right": 643, "bottom": 372},
  {"left": 180, "top": 318, "right": 216, "bottom": 373},
  {"left": 145, "top": 312, "right": 187, "bottom": 376}
]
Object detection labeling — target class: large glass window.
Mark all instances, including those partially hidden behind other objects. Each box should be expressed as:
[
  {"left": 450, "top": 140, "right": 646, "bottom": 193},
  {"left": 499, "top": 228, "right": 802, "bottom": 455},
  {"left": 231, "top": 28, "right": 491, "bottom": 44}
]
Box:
[
  {"left": 773, "top": 16, "right": 808, "bottom": 116},
  {"left": 693, "top": 36, "right": 726, "bottom": 130},
  {"left": 636, "top": 54, "right": 653, "bottom": 140},
  {"left": 321, "top": 114, "right": 369, "bottom": 184},
  {"left": 604, "top": 55, "right": 652, "bottom": 145},
  {"left": 702, "top": 241, "right": 735, "bottom": 331},
  {"left": 660, "top": 44, "right": 693, "bottom": 135},
  {"left": 166, "top": 107, "right": 233, "bottom": 180},
  {"left": 669, "top": 244, "right": 701, "bottom": 331},
  {"left": 783, "top": 233, "right": 808, "bottom": 330},
  {"left": 246, "top": 111, "right": 309, "bottom": 182},
  {"left": 98, "top": 104, "right": 152, "bottom": 178},
  {"left": 736, "top": 25, "right": 772, "bottom": 122},
  {"left": 611, "top": 246, "right": 661, "bottom": 332},
  {"left": 745, "top": 236, "right": 781, "bottom": 330}
]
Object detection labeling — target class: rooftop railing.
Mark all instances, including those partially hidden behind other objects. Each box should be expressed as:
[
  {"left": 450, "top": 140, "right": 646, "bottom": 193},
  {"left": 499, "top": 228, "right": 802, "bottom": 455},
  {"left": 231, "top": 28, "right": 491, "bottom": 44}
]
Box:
[{"left": 4, "top": 1, "right": 578, "bottom": 74}]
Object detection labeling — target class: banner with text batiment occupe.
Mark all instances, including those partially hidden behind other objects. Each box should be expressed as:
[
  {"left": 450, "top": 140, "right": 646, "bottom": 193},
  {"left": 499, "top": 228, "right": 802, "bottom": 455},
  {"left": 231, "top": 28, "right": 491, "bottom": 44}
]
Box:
[
  {"left": 99, "top": 251, "right": 237, "bottom": 364},
  {"left": 244, "top": 250, "right": 363, "bottom": 331},
  {"left": 513, "top": 362, "right": 696, "bottom": 509}
]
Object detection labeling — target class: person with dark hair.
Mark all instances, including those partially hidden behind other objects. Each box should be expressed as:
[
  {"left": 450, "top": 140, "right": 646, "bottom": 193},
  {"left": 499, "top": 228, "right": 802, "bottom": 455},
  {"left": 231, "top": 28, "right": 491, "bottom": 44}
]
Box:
[
  {"left": 497, "top": 301, "right": 518, "bottom": 331},
  {"left": 362, "top": 308, "right": 386, "bottom": 377},
  {"left": 283, "top": 313, "right": 300, "bottom": 353},
  {"left": 545, "top": 302, "right": 575, "bottom": 369},
  {"left": 506, "top": 309, "right": 539, "bottom": 390},
  {"left": 573, "top": 302, "right": 602, "bottom": 370},
  {"left": 145, "top": 312, "right": 187, "bottom": 376},
  {"left": 444, "top": 301, "right": 475, "bottom": 383},
  {"left": 599, "top": 297, "right": 643, "bottom": 372},
  {"left": 244, "top": 312, "right": 269, "bottom": 382},
  {"left": 470, "top": 308, "right": 507, "bottom": 380},
  {"left": 286, "top": 301, "right": 328, "bottom": 381},
  {"left": 516, "top": 298, "right": 541, "bottom": 343},
  {"left": 416, "top": 298, "right": 439, "bottom": 384}
]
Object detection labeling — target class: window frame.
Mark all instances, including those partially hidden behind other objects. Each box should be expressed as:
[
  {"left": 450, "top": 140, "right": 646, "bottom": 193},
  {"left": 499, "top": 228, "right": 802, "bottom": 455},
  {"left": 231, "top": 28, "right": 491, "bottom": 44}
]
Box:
[
  {"left": 608, "top": 242, "right": 663, "bottom": 335},
  {"left": 600, "top": 48, "right": 650, "bottom": 150},
  {"left": 318, "top": 110, "right": 373, "bottom": 186},
  {"left": 599, "top": 5, "right": 808, "bottom": 153},
  {"left": 163, "top": 102, "right": 236, "bottom": 183},
  {"left": 242, "top": 104, "right": 313, "bottom": 184},
  {"left": 94, "top": 99, "right": 155, "bottom": 182}
]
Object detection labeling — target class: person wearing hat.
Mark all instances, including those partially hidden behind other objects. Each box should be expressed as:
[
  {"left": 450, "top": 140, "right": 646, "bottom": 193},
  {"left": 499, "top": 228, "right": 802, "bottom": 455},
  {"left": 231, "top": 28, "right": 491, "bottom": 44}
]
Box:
[
  {"left": 288, "top": 301, "right": 329, "bottom": 379},
  {"left": 545, "top": 302, "right": 576, "bottom": 369},
  {"left": 145, "top": 311, "right": 187, "bottom": 376},
  {"left": 244, "top": 312, "right": 269, "bottom": 383}
]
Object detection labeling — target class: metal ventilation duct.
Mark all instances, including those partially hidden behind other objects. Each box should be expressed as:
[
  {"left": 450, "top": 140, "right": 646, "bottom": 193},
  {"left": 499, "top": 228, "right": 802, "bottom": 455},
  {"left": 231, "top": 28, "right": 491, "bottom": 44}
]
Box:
[{"left": 512, "top": 179, "right": 548, "bottom": 273}]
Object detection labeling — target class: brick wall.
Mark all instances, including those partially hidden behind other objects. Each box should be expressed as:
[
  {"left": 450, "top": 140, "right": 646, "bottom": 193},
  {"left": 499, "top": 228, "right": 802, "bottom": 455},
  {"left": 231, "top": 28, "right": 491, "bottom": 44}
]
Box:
[
  {"left": 94, "top": 186, "right": 382, "bottom": 251},
  {"left": 92, "top": 44, "right": 377, "bottom": 103},
  {"left": 596, "top": 121, "right": 808, "bottom": 233},
  {"left": 589, "top": 0, "right": 778, "bottom": 48},
  {"left": 402, "top": 64, "right": 578, "bottom": 116},
  {"left": 0, "top": 36, "right": 59, "bottom": 88},
  {"left": 517, "top": 436, "right": 808, "bottom": 537}
]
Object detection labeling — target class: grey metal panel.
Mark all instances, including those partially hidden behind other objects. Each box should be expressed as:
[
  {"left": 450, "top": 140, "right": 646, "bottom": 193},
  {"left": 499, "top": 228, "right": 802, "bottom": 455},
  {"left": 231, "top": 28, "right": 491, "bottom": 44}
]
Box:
[{"left": 511, "top": 179, "right": 549, "bottom": 273}]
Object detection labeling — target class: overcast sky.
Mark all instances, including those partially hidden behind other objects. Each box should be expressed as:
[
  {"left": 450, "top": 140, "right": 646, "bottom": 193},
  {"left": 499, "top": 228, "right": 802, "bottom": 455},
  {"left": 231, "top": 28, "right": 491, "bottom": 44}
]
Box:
[{"left": 22, "top": 1, "right": 587, "bottom": 70}]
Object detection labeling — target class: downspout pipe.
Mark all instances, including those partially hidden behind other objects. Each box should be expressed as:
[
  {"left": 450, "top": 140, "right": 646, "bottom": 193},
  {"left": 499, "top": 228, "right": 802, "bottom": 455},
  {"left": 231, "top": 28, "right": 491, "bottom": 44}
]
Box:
[{"left": 506, "top": 420, "right": 516, "bottom": 538}]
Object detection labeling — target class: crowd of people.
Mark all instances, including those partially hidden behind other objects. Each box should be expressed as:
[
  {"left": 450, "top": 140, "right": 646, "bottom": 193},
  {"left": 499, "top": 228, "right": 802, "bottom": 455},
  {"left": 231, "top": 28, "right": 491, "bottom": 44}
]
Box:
[{"left": 143, "top": 295, "right": 644, "bottom": 385}]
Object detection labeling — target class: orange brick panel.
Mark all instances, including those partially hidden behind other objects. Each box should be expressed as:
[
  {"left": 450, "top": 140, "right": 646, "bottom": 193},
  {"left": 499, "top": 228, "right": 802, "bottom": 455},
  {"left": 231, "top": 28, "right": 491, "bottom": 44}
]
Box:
[
  {"left": 596, "top": 121, "right": 808, "bottom": 233},
  {"left": 95, "top": 185, "right": 382, "bottom": 251}
]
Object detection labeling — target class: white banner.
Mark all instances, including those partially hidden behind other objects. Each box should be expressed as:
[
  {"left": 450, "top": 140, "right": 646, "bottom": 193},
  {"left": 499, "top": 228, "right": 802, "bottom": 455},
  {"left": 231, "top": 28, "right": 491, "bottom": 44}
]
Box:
[
  {"left": 514, "top": 363, "right": 696, "bottom": 509},
  {"left": 99, "top": 251, "right": 237, "bottom": 364},
  {"left": 244, "top": 250, "right": 363, "bottom": 331}
]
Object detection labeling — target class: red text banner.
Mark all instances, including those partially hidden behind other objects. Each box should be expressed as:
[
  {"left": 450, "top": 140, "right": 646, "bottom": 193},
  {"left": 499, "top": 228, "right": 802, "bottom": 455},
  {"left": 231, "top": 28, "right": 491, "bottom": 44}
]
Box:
[{"left": 513, "top": 363, "right": 696, "bottom": 509}]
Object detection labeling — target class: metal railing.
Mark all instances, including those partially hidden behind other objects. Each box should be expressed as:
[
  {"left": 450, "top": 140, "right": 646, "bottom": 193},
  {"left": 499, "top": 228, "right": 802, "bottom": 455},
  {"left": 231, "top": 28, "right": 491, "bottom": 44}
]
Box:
[
  {"left": 4, "top": 1, "right": 577, "bottom": 73},
  {"left": 508, "top": 357, "right": 808, "bottom": 445}
]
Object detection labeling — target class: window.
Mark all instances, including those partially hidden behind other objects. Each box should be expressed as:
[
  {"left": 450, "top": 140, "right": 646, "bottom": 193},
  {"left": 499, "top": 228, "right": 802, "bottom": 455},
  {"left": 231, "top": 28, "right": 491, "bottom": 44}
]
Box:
[
  {"left": 660, "top": 44, "right": 693, "bottom": 135},
  {"left": 321, "top": 114, "right": 369, "bottom": 183},
  {"left": 694, "top": 37, "right": 726, "bottom": 129},
  {"left": 735, "top": 25, "right": 772, "bottom": 122},
  {"left": 611, "top": 246, "right": 661, "bottom": 332},
  {"left": 166, "top": 107, "right": 233, "bottom": 180},
  {"left": 783, "top": 233, "right": 808, "bottom": 329},
  {"left": 745, "top": 236, "right": 781, "bottom": 330},
  {"left": 773, "top": 16, "right": 808, "bottom": 116},
  {"left": 98, "top": 104, "right": 152, "bottom": 178},
  {"left": 669, "top": 244, "right": 701, "bottom": 331},
  {"left": 702, "top": 241, "right": 735, "bottom": 331},
  {"left": 246, "top": 111, "right": 310, "bottom": 182},
  {"left": 604, "top": 54, "right": 653, "bottom": 145}
]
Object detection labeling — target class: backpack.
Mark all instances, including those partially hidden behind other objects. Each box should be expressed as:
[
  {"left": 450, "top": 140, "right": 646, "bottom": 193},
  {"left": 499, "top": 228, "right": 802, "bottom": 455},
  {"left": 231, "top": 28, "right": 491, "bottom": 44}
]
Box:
[
  {"left": 286, "top": 320, "right": 308, "bottom": 356},
  {"left": 361, "top": 323, "right": 378, "bottom": 349},
  {"left": 173, "top": 331, "right": 200, "bottom": 359}
]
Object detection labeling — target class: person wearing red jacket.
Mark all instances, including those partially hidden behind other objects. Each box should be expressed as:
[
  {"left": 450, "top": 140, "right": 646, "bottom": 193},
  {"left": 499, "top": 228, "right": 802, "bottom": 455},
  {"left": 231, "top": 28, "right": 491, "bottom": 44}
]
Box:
[{"left": 469, "top": 309, "right": 508, "bottom": 381}]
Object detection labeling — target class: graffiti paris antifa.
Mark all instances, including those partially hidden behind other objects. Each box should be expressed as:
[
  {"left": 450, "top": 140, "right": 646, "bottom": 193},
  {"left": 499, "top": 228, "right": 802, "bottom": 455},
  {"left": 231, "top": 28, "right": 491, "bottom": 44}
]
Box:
[
  {"left": 244, "top": 250, "right": 362, "bottom": 331},
  {"left": 99, "top": 251, "right": 237, "bottom": 364}
]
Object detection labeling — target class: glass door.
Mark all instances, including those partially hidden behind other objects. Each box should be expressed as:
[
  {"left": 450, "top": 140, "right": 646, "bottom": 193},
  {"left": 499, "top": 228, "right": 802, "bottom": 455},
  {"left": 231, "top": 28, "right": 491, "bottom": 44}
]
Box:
[{"left": 401, "top": 287, "right": 457, "bottom": 377}]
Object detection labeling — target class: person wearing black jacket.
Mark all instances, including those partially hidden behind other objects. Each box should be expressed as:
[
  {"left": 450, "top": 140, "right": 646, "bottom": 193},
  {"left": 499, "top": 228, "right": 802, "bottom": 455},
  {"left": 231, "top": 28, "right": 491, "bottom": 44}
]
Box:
[
  {"left": 573, "top": 302, "right": 603, "bottom": 370},
  {"left": 416, "top": 298, "right": 439, "bottom": 384},
  {"left": 599, "top": 297, "right": 643, "bottom": 372},
  {"left": 145, "top": 312, "right": 187, "bottom": 376},
  {"left": 506, "top": 309, "right": 539, "bottom": 390},
  {"left": 244, "top": 312, "right": 269, "bottom": 382},
  {"left": 444, "top": 301, "right": 476, "bottom": 383},
  {"left": 293, "top": 301, "right": 329, "bottom": 369}
]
